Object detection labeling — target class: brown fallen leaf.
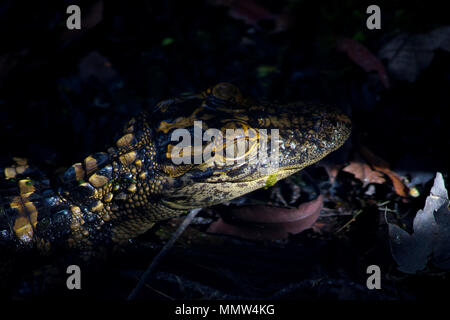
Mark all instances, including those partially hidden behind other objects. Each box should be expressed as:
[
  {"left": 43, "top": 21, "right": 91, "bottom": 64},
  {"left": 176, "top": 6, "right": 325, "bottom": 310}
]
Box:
[
  {"left": 209, "top": 0, "right": 289, "bottom": 33},
  {"left": 207, "top": 195, "right": 323, "bottom": 240},
  {"left": 342, "top": 154, "right": 386, "bottom": 187},
  {"left": 343, "top": 146, "right": 409, "bottom": 197},
  {"left": 359, "top": 146, "right": 409, "bottom": 197},
  {"left": 337, "top": 38, "right": 390, "bottom": 89}
]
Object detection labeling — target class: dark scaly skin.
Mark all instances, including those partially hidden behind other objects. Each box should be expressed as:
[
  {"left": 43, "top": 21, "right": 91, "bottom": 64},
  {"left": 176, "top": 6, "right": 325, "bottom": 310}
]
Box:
[{"left": 0, "top": 83, "right": 351, "bottom": 258}]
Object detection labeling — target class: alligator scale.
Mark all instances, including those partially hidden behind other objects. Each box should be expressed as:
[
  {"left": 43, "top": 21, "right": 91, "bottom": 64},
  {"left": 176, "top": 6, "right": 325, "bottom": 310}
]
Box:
[{"left": 0, "top": 83, "right": 351, "bottom": 258}]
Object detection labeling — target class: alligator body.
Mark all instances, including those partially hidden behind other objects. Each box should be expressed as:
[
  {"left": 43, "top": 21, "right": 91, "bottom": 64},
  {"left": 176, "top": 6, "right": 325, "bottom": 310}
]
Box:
[{"left": 0, "top": 83, "right": 351, "bottom": 258}]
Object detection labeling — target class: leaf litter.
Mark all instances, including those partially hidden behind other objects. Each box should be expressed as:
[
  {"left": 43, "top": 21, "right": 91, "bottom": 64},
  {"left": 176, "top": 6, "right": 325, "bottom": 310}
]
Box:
[{"left": 388, "top": 172, "right": 450, "bottom": 274}]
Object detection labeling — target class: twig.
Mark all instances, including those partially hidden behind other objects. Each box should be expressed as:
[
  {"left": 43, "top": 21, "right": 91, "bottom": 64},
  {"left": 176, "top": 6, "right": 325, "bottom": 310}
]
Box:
[
  {"left": 144, "top": 282, "right": 175, "bottom": 300},
  {"left": 336, "top": 209, "right": 362, "bottom": 233},
  {"left": 378, "top": 207, "right": 397, "bottom": 213},
  {"left": 127, "top": 208, "right": 201, "bottom": 300},
  {"left": 377, "top": 200, "right": 390, "bottom": 207}
]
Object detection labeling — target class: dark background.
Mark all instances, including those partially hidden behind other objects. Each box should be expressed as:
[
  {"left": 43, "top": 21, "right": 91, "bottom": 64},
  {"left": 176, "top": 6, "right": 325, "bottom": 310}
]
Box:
[
  {"left": 1, "top": 0, "right": 448, "bottom": 172},
  {"left": 0, "top": 0, "right": 449, "bottom": 299}
]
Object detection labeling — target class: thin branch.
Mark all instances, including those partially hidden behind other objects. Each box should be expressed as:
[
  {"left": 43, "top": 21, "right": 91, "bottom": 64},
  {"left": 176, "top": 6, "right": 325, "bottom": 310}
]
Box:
[{"left": 127, "top": 208, "right": 201, "bottom": 300}]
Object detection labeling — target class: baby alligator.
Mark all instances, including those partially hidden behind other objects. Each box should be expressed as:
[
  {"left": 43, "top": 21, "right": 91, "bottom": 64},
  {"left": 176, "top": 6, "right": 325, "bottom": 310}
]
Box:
[{"left": 0, "top": 83, "right": 351, "bottom": 258}]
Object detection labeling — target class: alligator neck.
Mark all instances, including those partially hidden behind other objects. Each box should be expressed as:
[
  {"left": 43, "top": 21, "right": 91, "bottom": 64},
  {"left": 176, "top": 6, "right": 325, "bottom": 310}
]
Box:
[{"left": 1, "top": 113, "right": 184, "bottom": 256}]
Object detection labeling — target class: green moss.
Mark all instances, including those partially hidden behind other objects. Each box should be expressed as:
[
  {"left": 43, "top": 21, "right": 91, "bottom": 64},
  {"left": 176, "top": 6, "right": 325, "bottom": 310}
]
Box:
[
  {"left": 264, "top": 172, "right": 278, "bottom": 189},
  {"left": 257, "top": 65, "right": 279, "bottom": 78},
  {"left": 161, "top": 37, "right": 175, "bottom": 46}
]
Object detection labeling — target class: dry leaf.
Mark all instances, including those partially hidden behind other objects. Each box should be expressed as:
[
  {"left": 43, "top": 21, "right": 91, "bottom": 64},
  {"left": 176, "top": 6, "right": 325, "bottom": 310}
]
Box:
[
  {"left": 379, "top": 26, "right": 450, "bottom": 82},
  {"left": 207, "top": 195, "right": 323, "bottom": 240},
  {"left": 388, "top": 172, "right": 450, "bottom": 273},
  {"left": 209, "top": 0, "right": 289, "bottom": 32},
  {"left": 337, "top": 38, "right": 390, "bottom": 88},
  {"left": 360, "top": 146, "right": 409, "bottom": 197},
  {"left": 342, "top": 156, "right": 386, "bottom": 187}
]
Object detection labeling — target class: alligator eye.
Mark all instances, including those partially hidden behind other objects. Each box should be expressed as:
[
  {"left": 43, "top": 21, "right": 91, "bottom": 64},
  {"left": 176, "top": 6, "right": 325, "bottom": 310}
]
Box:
[{"left": 211, "top": 82, "right": 242, "bottom": 102}]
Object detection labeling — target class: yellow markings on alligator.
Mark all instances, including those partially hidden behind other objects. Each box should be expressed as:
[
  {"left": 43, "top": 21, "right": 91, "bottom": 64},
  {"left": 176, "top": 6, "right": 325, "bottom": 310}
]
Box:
[
  {"left": 162, "top": 164, "right": 193, "bottom": 177},
  {"left": 157, "top": 107, "right": 203, "bottom": 134},
  {"left": 103, "top": 192, "right": 114, "bottom": 202},
  {"left": 165, "top": 145, "right": 174, "bottom": 159},
  {"left": 9, "top": 198, "right": 23, "bottom": 212},
  {"left": 72, "top": 163, "right": 85, "bottom": 181},
  {"left": 84, "top": 156, "right": 98, "bottom": 175},
  {"left": 13, "top": 157, "right": 28, "bottom": 166},
  {"left": 18, "top": 179, "right": 35, "bottom": 195},
  {"left": 13, "top": 217, "right": 33, "bottom": 242},
  {"left": 8, "top": 179, "right": 39, "bottom": 242},
  {"left": 24, "top": 201, "right": 38, "bottom": 228},
  {"left": 216, "top": 123, "right": 259, "bottom": 165},
  {"left": 119, "top": 151, "right": 137, "bottom": 166},
  {"left": 68, "top": 205, "right": 87, "bottom": 246},
  {"left": 127, "top": 184, "right": 137, "bottom": 193},
  {"left": 70, "top": 206, "right": 83, "bottom": 227},
  {"left": 139, "top": 171, "right": 147, "bottom": 179},
  {"left": 10, "top": 182, "right": 38, "bottom": 242},
  {"left": 4, "top": 167, "right": 17, "bottom": 179},
  {"left": 16, "top": 165, "right": 28, "bottom": 174},
  {"left": 257, "top": 118, "right": 270, "bottom": 127},
  {"left": 116, "top": 133, "right": 135, "bottom": 148},
  {"left": 90, "top": 201, "right": 104, "bottom": 212},
  {"left": 4, "top": 158, "right": 30, "bottom": 179},
  {"left": 89, "top": 173, "right": 108, "bottom": 187}
]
